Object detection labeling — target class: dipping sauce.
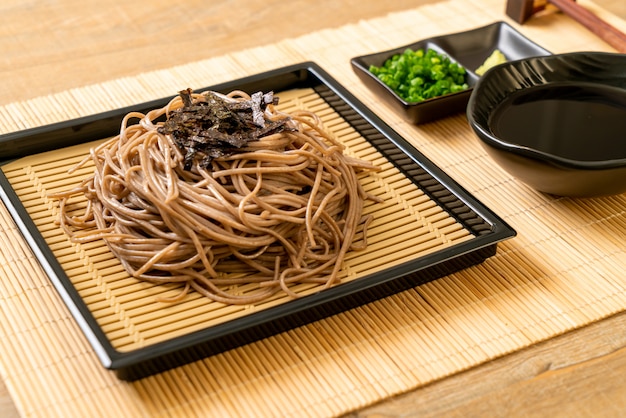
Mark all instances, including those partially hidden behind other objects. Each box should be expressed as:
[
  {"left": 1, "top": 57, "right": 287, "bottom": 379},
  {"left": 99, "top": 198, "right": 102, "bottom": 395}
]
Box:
[{"left": 488, "top": 83, "right": 626, "bottom": 161}]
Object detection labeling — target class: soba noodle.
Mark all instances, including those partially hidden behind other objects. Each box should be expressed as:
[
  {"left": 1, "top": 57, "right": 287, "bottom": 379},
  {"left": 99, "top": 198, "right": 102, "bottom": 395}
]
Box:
[{"left": 51, "top": 90, "right": 380, "bottom": 305}]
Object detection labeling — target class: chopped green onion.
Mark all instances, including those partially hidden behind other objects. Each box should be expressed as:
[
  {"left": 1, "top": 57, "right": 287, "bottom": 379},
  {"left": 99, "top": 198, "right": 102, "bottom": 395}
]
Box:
[{"left": 369, "top": 48, "right": 468, "bottom": 102}]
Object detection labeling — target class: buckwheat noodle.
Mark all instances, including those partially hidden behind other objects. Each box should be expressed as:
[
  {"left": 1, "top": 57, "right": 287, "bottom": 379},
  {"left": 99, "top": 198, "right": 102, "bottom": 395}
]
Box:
[{"left": 51, "top": 90, "right": 380, "bottom": 305}]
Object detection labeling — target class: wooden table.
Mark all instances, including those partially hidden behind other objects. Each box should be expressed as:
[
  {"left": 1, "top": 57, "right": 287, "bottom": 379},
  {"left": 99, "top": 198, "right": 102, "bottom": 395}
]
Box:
[{"left": 1, "top": 1, "right": 625, "bottom": 416}]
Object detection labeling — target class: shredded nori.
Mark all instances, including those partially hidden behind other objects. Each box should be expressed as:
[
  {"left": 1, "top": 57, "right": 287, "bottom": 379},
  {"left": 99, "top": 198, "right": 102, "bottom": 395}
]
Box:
[{"left": 158, "top": 89, "right": 295, "bottom": 169}]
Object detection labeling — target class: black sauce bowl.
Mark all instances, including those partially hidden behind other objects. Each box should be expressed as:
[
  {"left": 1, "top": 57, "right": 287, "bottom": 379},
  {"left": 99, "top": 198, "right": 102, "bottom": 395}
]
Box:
[{"left": 467, "top": 52, "right": 626, "bottom": 197}]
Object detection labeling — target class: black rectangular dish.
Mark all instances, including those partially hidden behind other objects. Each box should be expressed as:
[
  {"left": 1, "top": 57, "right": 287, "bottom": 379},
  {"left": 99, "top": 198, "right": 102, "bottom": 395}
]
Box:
[
  {"left": 351, "top": 21, "right": 551, "bottom": 124},
  {"left": 0, "top": 62, "right": 515, "bottom": 380}
]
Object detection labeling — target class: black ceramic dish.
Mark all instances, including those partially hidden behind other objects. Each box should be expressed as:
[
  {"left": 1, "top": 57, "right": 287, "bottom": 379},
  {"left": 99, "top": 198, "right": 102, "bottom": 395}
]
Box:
[
  {"left": 350, "top": 21, "right": 550, "bottom": 124},
  {"left": 0, "top": 62, "right": 516, "bottom": 380},
  {"left": 467, "top": 52, "right": 626, "bottom": 198}
]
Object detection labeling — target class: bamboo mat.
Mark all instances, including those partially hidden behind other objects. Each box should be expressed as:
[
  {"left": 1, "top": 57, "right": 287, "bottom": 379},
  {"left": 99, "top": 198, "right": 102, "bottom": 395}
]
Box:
[
  {"left": 1, "top": 87, "right": 474, "bottom": 353},
  {"left": 1, "top": 0, "right": 625, "bottom": 416}
]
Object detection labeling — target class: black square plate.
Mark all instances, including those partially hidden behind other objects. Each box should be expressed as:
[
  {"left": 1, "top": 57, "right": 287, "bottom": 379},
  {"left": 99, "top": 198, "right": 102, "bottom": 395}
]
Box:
[{"left": 0, "top": 62, "right": 515, "bottom": 380}]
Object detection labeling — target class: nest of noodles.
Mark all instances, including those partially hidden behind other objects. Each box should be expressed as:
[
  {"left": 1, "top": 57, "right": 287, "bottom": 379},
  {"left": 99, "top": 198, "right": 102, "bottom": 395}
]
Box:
[{"left": 51, "top": 90, "right": 381, "bottom": 305}]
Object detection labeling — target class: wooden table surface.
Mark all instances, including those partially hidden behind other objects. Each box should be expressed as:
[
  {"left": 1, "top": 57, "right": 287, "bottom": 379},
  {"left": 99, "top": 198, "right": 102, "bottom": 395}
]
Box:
[{"left": 1, "top": 1, "right": 625, "bottom": 417}]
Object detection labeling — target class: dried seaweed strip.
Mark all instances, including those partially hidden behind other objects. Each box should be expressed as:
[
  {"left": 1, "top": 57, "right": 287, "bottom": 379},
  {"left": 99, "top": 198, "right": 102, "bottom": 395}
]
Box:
[{"left": 158, "top": 89, "right": 294, "bottom": 169}]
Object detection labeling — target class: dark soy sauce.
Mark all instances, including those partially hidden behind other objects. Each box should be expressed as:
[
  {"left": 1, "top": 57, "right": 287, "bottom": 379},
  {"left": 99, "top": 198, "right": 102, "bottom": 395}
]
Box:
[{"left": 489, "top": 83, "right": 626, "bottom": 161}]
